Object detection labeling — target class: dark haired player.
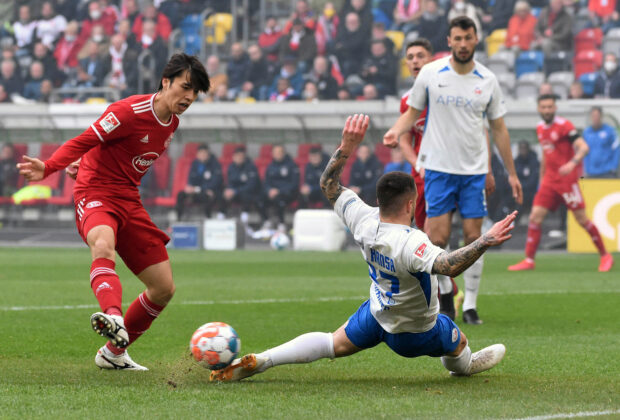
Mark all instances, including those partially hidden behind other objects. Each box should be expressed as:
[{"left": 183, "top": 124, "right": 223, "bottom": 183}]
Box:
[
  {"left": 509, "top": 95, "right": 613, "bottom": 272},
  {"left": 211, "top": 114, "right": 515, "bottom": 382},
  {"left": 18, "top": 53, "right": 211, "bottom": 370}
]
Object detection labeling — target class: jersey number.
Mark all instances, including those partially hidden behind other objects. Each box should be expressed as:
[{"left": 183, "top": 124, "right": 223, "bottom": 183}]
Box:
[{"left": 367, "top": 263, "right": 400, "bottom": 301}]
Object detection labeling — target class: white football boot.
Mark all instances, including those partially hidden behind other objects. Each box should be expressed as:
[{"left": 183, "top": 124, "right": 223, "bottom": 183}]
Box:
[
  {"left": 210, "top": 354, "right": 269, "bottom": 382},
  {"left": 451, "top": 344, "right": 506, "bottom": 377},
  {"left": 90, "top": 312, "right": 129, "bottom": 348},
  {"left": 95, "top": 346, "right": 148, "bottom": 371}
]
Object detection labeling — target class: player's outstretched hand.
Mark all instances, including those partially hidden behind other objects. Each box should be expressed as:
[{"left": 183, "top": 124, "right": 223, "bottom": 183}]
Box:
[
  {"left": 508, "top": 174, "right": 523, "bottom": 205},
  {"left": 383, "top": 128, "right": 399, "bottom": 148},
  {"left": 341, "top": 114, "right": 370, "bottom": 152},
  {"left": 65, "top": 159, "right": 81, "bottom": 180},
  {"left": 482, "top": 211, "right": 517, "bottom": 247},
  {"left": 16, "top": 155, "right": 45, "bottom": 182}
]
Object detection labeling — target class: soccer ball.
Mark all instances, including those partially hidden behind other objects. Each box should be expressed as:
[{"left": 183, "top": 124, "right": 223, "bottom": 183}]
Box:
[
  {"left": 270, "top": 232, "right": 290, "bottom": 250},
  {"left": 189, "top": 322, "right": 240, "bottom": 370}
]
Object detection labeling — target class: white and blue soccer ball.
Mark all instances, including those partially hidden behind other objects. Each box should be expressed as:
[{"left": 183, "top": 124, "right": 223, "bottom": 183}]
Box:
[
  {"left": 270, "top": 232, "right": 290, "bottom": 250},
  {"left": 190, "top": 322, "right": 240, "bottom": 370}
]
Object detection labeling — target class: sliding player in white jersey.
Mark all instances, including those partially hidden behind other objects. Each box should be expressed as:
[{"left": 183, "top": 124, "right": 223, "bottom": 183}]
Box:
[
  {"left": 210, "top": 114, "right": 516, "bottom": 382},
  {"left": 384, "top": 16, "right": 523, "bottom": 325}
]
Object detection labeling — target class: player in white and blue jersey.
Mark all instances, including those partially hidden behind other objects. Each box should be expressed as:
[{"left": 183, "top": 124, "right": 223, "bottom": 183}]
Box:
[
  {"left": 210, "top": 114, "right": 516, "bottom": 382},
  {"left": 384, "top": 17, "right": 523, "bottom": 325}
]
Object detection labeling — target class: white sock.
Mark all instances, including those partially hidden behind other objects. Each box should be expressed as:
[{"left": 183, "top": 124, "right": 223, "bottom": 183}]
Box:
[
  {"left": 257, "top": 332, "right": 335, "bottom": 372},
  {"left": 463, "top": 256, "right": 483, "bottom": 311},
  {"left": 437, "top": 274, "right": 453, "bottom": 295},
  {"left": 441, "top": 345, "right": 472, "bottom": 374}
]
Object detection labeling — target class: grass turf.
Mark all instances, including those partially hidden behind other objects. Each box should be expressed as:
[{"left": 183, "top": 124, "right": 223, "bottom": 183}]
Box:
[{"left": 0, "top": 248, "right": 618, "bottom": 419}]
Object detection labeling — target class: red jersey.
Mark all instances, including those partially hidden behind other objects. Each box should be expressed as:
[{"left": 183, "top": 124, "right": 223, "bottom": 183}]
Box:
[
  {"left": 400, "top": 90, "right": 427, "bottom": 178},
  {"left": 536, "top": 116, "right": 581, "bottom": 182},
  {"left": 44, "top": 94, "right": 179, "bottom": 194}
]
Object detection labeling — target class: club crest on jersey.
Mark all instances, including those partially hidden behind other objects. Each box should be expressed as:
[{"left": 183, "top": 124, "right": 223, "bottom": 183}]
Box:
[
  {"left": 100, "top": 112, "right": 121, "bottom": 134},
  {"left": 474, "top": 87, "right": 482, "bottom": 95},
  {"left": 132, "top": 152, "right": 159, "bottom": 173},
  {"left": 86, "top": 201, "right": 103, "bottom": 209},
  {"left": 415, "top": 243, "right": 427, "bottom": 258}
]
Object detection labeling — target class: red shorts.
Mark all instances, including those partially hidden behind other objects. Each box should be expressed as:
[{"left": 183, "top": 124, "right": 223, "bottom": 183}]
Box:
[
  {"left": 532, "top": 179, "right": 586, "bottom": 211},
  {"left": 414, "top": 176, "right": 426, "bottom": 229},
  {"left": 74, "top": 188, "right": 170, "bottom": 275}
]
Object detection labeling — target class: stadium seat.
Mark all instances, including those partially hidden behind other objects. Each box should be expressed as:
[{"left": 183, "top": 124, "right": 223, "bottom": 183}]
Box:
[
  {"left": 573, "top": 8, "right": 596, "bottom": 36},
  {"left": 548, "top": 71, "right": 574, "bottom": 99},
  {"left": 254, "top": 157, "right": 271, "bottom": 179},
  {"left": 579, "top": 72, "right": 598, "bottom": 97},
  {"left": 153, "top": 157, "right": 193, "bottom": 207},
  {"left": 515, "top": 51, "right": 544, "bottom": 78},
  {"left": 151, "top": 153, "right": 171, "bottom": 192},
  {"left": 374, "top": 142, "right": 391, "bottom": 165},
  {"left": 47, "top": 176, "right": 75, "bottom": 206},
  {"left": 573, "top": 49, "right": 603, "bottom": 78},
  {"left": 385, "top": 30, "right": 405, "bottom": 53},
  {"left": 543, "top": 51, "right": 572, "bottom": 76},
  {"left": 182, "top": 142, "right": 200, "bottom": 158},
  {"left": 486, "top": 50, "right": 515, "bottom": 75},
  {"left": 485, "top": 29, "right": 507, "bottom": 56},
  {"left": 205, "top": 13, "right": 233, "bottom": 45},
  {"left": 341, "top": 156, "right": 357, "bottom": 186},
  {"left": 496, "top": 72, "right": 516, "bottom": 98},
  {"left": 258, "top": 144, "right": 273, "bottom": 160},
  {"left": 602, "top": 28, "right": 620, "bottom": 55},
  {"left": 575, "top": 28, "right": 603, "bottom": 54},
  {"left": 515, "top": 72, "right": 545, "bottom": 100},
  {"left": 296, "top": 143, "right": 321, "bottom": 162},
  {"left": 39, "top": 143, "right": 60, "bottom": 160}
]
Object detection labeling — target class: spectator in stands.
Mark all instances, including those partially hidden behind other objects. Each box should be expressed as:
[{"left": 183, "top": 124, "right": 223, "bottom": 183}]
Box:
[
  {"left": 533, "top": 0, "right": 573, "bottom": 54},
  {"left": 263, "top": 144, "right": 300, "bottom": 227},
  {"left": 223, "top": 146, "right": 265, "bottom": 229},
  {"left": 337, "top": 86, "right": 352, "bottom": 100},
  {"left": 600, "top": 2, "right": 620, "bottom": 33},
  {"left": 78, "top": 24, "right": 110, "bottom": 60},
  {"left": 54, "top": 20, "right": 83, "bottom": 74},
  {"left": 334, "top": 12, "right": 368, "bottom": 77},
  {"left": 267, "top": 57, "right": 304, "bottom": 100},
  {"left": 304, "top": 55, "right": 339, "bottom": 100},
  {"left": 300, "top": 145, "right": 330, "bottom": 208},
  {"left": 76, "top": 40, "right": 107, "bottom": 92},
  {"left": 176, "top": 144, "right": 223, "bottom": 220},
  {"left": 0, "top": 84, "right": 9, "bottom": 103},
  {"left": 538, "top": 82, "right": 554, "bottom": 95},
  {"left": 23, "top": 61, "right": 45, "bottom": 100},
  {"left": 79, "top": 1, "right": 117, "bottom": 43},
  {"left": 284, "top": 0, "right": 316, "bottom": 33},
  {"left": 340, "top": 0, "right": 373, "bottom": 38},
  {"left": 35, "top": 1, "right": 68, "bottom": 49},
  {"left": 384, "top": 148, "right": 413, "bottom": 174},
  {"left": 302, "top": 81, "right": 320, "bottom": 102},
  {"left": 38, "top": 79, "right": 53, "bottom": 102},
  {"left": 0, "top": 142, "right": 18, "bottom": 197},
  {"left": 13, "top": 5, "right": 37, "bottom": 54},
  {"left": 568, "top": 80, "right": 585, "bottom": 99},
  {"left": 201, "top": 55, "right": 227, "bottom": 102},
  {"left": 0, "top": 59, "right": 24, "bottom": 98},
  {"left": 279, "top": 18, "right": 317, "bottom": 73},
  {"left": 594, "top": 53, "right": 620, "bottom": 98},
  {"left": 392, "top": 0, "right": 424, "bottom": 33},
  {"left": 55, "top": 0, "right": 80, "bottom": 22},
  {"left": 211, "top": 83, "right": 230, "bottom": 102},
  {"left": 226, "top": 42, "right": 250, "bottom": 100},
  {"left": 482, "top": 0, "right": 517, "bottom": 33},
  {"left": 132, "top": 4, "right": 172, "bottom": 42},
  {"left": 139, "top": 19, "right": 168, "bottom": 85},
  {"left": 583, "top": 106, "right": 620, "bottom": 178},
  {"left": 105, "top": 33, "right": 138, "bottom": 97},
  {"left": 505, "top": 0, "right": 538, "bottom": 51},
  {"left": 448, "top": 0, "right": 483, "bottom": 37},
  {"left": 360, "top": 39, "right": 397, "bottom": 97},
  {"left": 258, "top": 16, "right": 282, "bottom": 63},
  {"left": 121, "top": 0, "right": 141, "bottom": 25},
  {"left": 349, "top": 144, "right": 383, "bottom": 205},
  {"left": 514, "top": 140, "right": 539, "bottom": 215},
  {"left": 589, "top": 0, "right": 617, "bottom": 25},
  {"left": 371, "top": 22, "right": 395, "bottom": 53},
  {"left": 117, "top": 18, "right": 138, "bottom": 50},
  {"left": 269, "top": 77, "right": 299, "bottom": 102},
  {"left": 417, "top": 0, "right": 449, "bottom": 53},
  {"left": 242, "top": 45, "right": 273, "bottom": 101},
  {"left": 315, "top": 2, "right": 340, "bottom": 55}
]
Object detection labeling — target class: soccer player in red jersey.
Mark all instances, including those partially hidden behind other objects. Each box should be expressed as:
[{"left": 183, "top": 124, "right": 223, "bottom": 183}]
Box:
[
  {"left": 17, "top": 53, "right": 211, "bottom": 370},
  {"left": 509, "top": 94, "right": 614, "bottom": 272}
]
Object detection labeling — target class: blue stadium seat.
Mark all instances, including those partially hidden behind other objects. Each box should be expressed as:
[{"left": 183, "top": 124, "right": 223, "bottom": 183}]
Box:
[
  {"left": 579, "top": 72, "right": 598, "bottom": 97},
  {"left": 515, "top": 51, "right": 545, "bottom": 78},
  {"left": 180, "top": 14, "right": 202, "bottom": 36}
]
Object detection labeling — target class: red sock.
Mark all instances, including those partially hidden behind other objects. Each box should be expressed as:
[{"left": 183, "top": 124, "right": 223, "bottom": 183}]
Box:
[
  {"left": 124, "top": 292, "right": 166, "bottom": 345},
  {"left": 525, "top": 222, "right": 542, "bottom": 260},
  {"left": 90, "top": 258, "right": 122, "bottom": 317},
  {"left": 585, "top": 221, "right": 607, "bottom": 256}
]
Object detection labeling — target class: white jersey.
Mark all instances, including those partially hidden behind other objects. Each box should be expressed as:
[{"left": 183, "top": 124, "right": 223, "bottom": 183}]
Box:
[
  {"left": 407, "top": 56, "right": 506, "bottom": 175},
  {"left": 335, "top": 189, "right": 445, "bottom": 333}
]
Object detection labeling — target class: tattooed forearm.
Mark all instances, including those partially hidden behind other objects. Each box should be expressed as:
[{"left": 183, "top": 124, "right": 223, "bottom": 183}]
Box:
[
  {"left": 320, "top": 148, "right": 350, "bottom": 205},
  {"left": 432, "top": 235, "right": 492, "bottom": 277}
]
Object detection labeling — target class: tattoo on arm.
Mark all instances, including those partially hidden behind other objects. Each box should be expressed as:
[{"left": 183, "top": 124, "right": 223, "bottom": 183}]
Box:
[
  {"left": 320, "top": 148, "right": 349, "bottom": 205},
  {"left": 432, "top": 235, "right": 491, "bottom": 277}
]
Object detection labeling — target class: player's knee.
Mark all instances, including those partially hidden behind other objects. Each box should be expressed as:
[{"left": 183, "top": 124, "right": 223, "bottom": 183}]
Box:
[
  {"left": 92, "top": 238, "right": 115, "bottom": 260},
  {"left": 151, "top": 281, "right": 175, "bottom": 304},
  {"left": 456, "top": 331, "right": 468, "bottom": 354}
]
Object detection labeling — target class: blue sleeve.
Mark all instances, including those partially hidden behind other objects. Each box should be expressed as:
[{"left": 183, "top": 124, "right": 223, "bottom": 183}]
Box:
[{"left": 610, "top": 127, "right": 620, "bottom": 170}]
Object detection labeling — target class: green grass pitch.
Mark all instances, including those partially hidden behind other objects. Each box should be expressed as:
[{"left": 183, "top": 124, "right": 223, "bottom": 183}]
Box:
[{"left": 0, "top": 248, "right": 618, "bottom": 419}]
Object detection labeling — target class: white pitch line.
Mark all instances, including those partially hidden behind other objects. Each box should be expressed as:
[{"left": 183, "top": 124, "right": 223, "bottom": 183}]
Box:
[{"left": 511, "top": 408, "right": 620, "bottom": 420}]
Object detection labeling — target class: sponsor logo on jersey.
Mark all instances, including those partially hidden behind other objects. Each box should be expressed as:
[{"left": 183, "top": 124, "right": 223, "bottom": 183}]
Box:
[
  {"left": 132, "top": 152, "right": 159, "bottom": 173},
  {"left": 436, "top": 95, "right": 474, "bottom": 109},
  {"left": 86, "top": 201, "right": 103, "bottom": 209},
  {"left": 451, "top": 328, "right": 458, "bottom": 342},
  {"left": 140, "top": 135, "right": 149, "bottom": 143},
  {"left": 415, "top": 243, "right": 427, "bottom": 258},
  {"left": 100, "top": 112, "right": 121, "bottom": 134}
]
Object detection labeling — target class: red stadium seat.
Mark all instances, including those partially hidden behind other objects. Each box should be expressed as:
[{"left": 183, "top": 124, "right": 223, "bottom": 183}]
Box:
[
  {"left": 341, "top": 155, "right": 357, "bottom": 186},
  {"left": 295, "top": 157, "right": 306, "bottom": 186},
  {"left": 151, "top": 153, "right": 171, "bottom": 191},
  {"left": 48, "top": 176, "right": 75, "bottom": 206},
  {"left": 258, "top": 144, "right": 273, "bottom": 160},
  {"left": 39, "top": 143, "right": 61, "bottom": 160},
  {"left": 182, "top": 142, "right": 200, "bottom": 158},
  {"left": 221, "top": 143, "right": 245, "bottom": 161},
  {"left": 296, "top": 143, "right": 321, "bottom": 161},
  {"left": 254, "top": 157, "right": 271, "bottom": 179},
  {"left": 374, "top": 143, "right": 392, "bottom": 165},
  {"left": 574, "top": 28, "right": 603, "bottom": 55},
  {"left": 574, "top": 49, "right": 603, "bottom": 78},
  {"left": 153, "top": 157, "right": 193, "bottom": 207}
]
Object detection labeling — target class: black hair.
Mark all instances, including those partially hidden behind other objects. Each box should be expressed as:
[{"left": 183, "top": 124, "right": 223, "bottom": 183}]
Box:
[
  {"left": 376, "top": 172, "right": 417, "bottom": 216},
  {"left": 197, "top": 143, "right": 209, "bottom": 152},
  {"left": 406, "top": 38, "right": 433, "bottom": 55},
  {"left": 590, "top": 106, "right": 603, "bottom": 114},
  {"left": 449, "top": 16, "right": 477, "bottom": 35},
  {"left": 537, "top": 93, "right": 557, "bottom": 103},
  {"left": 158, "top": 53, "right": 210, "bottom": 93}
]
